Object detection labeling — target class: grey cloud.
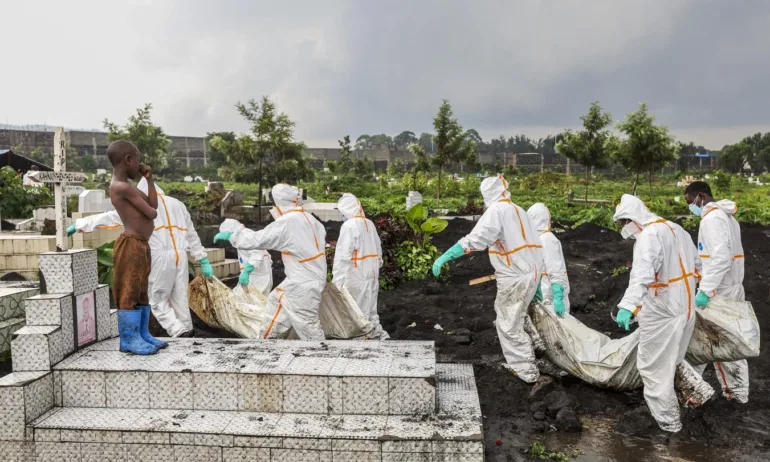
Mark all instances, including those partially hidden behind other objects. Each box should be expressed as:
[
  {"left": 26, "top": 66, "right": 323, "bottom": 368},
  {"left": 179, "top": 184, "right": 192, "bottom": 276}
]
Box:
[{"left": 117, "top": 0, "right": 770, "bottom": 145}]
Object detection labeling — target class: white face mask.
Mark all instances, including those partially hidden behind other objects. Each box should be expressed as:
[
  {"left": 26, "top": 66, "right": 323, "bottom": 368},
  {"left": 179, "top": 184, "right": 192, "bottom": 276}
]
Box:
[{"left": 620, "top": 222, "right": 641, "bottom": 240}]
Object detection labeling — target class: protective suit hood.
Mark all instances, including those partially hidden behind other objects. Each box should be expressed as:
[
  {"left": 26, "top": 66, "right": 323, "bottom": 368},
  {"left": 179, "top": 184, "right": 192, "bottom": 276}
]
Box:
[
  {"left": 480, "top": 175, "right": 511, "bottom": 208},
  {"left": 527, "top": 203, "right": 551, "bottom": 233},
  {"left": 272, "top": 184, "right": 302, "bottom": 213},
  {"left": 613, "top": 194, "right": 659, "bottom": 226},
  {"left": 137, "top": 177, "right": 165, "bottom": 195},
  {"left": 337, "top": 193, "right": 365, "bottom": 220},
  {"left": 219, "top": 218, "right": 246, "bottom": 233},
  {"left": 703, "top": 199, "right": 738, "bottom": 217}
]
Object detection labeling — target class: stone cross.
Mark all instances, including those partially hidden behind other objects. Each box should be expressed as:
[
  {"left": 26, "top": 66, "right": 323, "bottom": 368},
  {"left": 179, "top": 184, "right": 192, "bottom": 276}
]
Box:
[{"left": 28, "top": 127, "right": 86, "bottom": 251}]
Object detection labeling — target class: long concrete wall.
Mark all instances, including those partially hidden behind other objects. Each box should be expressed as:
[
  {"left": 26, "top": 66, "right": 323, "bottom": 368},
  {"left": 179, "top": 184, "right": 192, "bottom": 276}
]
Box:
[{"left": 2, "top": 128, "right": 711, "bottom": 174}]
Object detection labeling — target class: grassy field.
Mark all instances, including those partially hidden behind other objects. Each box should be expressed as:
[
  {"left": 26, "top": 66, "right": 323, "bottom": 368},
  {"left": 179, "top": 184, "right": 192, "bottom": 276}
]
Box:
[{"left": 153, "top": 171, "right": 770, "bottom": 229}]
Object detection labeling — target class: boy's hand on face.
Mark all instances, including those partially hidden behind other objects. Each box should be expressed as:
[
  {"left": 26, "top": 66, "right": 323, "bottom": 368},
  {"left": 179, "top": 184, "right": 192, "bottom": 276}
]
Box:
[{"left": 139, "top": 163, "right": 153, "bottom": 179}]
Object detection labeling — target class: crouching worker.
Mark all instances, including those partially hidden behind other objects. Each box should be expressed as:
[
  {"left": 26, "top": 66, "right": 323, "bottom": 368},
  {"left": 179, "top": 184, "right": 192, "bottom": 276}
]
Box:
[
  {"left": 333, "top": 193, "right": 389, "bottom": 340},
  {"left": 527, "top": 203, "right": 570, "bottom": 316},
  {"left": 432, "top": 175, "right": 545, "bottom": 383},
  {"left": 68, "top": 177, "right": 213, "bottom": 338},
  {"left": 214, "top": 184, "right": 327, "bottom": 340},
  {"left": 685, "top": 181, "right": 749, "bottom": 403},
  {"left": 106, "top": 140, "right": 166, "bottom": 355},
  {"left": 614, "top": 194, "right": 699, "bottom": 433},
  {"left": 219, "top": 218, "right": 273, "bottom": 297}
]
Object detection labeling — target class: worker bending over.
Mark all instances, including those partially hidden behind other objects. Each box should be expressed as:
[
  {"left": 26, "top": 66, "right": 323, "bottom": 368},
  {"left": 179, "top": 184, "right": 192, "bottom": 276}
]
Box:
[
  {"left": 685, "top": 181, "right": 749, "bottom": 403},
  {"left": 527, "top": 203, "right": 570, "bottom": 316},
  {"left": 215, "top": 184, "right": 327, "bottom": 340},
  {"left": 614, "top": 194, "right": 699, "bottom": 433},
  {"left": 432, "top": 175, "right": 545, "bottom": 383},
  {"left": 333, "top": 193, "right": 389, "bottom": 340},
  {"left": 219, "top": 219, "right": 273, "bottom": 297}
]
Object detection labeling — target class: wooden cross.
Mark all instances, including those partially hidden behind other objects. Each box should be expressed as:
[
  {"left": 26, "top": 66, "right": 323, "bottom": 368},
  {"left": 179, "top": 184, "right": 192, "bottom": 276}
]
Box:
[{"left": 28, "top": 127, "right": 86, "bottom": 251}]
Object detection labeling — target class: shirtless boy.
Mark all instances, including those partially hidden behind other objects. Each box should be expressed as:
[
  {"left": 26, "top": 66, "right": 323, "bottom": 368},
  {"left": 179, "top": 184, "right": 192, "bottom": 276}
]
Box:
[{"left": 107, "top": 140, "right": 167, "bottom": 355}]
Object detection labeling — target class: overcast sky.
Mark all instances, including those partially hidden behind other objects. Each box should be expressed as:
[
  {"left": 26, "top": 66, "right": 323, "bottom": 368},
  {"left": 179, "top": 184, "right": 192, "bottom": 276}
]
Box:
[{"left": 3, "top": 0, "right": 769, "bottom": 149}]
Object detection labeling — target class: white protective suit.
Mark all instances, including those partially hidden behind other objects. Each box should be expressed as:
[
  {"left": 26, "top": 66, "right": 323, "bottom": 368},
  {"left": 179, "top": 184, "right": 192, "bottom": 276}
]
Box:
[
  {"left": 73, "top": 178, "right": 207, "bottom": 337},
  {"left": 527, "top": 203, "right": 571, "bottom": 315},
  {"left": 614, "top": 194, "right": 699, "bottom": 433},
  {"left": 219, "top": 219, "right": 273, "bottom": 297},
  {"left": 332, "top": 193, "right": 389, "bottom": 340},
  {"left": 458, "top": 175, "right": 545, "bottom": 383},
  {"left": 228, "top": 184, "right": 327, "bottom": 340},
  {"left": 693, "top": 199, "right": 749, "bottom": 403}
]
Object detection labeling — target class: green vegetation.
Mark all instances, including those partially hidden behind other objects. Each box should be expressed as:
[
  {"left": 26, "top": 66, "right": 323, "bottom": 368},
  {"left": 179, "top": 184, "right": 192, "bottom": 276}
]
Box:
[
  {"left": 528, "top": 441, "right": 571, "bottom": 461},
  {"left": 0, "top": 167, "right": 54, "bottom": 218}
]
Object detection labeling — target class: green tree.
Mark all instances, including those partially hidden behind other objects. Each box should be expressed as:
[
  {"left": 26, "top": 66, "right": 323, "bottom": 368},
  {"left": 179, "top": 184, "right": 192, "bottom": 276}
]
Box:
[
  {"left": 103, "top": 103, "right": 176, "bottom": 174},
  {"left": 615, "top": 103, "right": 678, "bottom": 197},
  {"left": 26, "top": 147, "right": 53, "bottom": 167},
  {"left": 209, "top": 96, "right": 313, "bottom": 215},
  {"left": 394, "top": 131, "right": 418, "bottom": 148},
  {"left": 430, "top": 100, "right": 476, "bottom": 201},
  {"left": 556, "top": 102, "right": 616, "bottom": 204},
  {"left": 0, "top": 166, "right": 54, "bottom": 218},
  {"left": 205, "top": 131, "right": 236, "bottom": 168},
  {"left": 719, "top": 142, "right": 749, "bottom": 173},
  {"left": 328, "top": 135, "right": 353, "bottom": 175},
  {"left": 408, "top": 144, "right": 432, "bottom": 192},
  {"left": 418, "top": 132, "right": 434, "bottom": 153},
  {"left": 465, "top": 129, "right": 483, "bottom": 144}
]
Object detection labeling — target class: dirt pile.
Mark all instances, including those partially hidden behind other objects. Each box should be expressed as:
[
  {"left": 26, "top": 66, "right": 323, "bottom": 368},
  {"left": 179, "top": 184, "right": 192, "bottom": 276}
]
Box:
[
  {"left": 378, "top": 219, "right": 770, "bottom": 459},
  {"left": 201, "top": 216, "right": 770, "bottom": 459}
]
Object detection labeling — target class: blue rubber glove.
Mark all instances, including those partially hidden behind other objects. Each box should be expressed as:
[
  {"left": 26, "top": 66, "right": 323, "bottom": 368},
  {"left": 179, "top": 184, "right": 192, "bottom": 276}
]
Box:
[
  {"left": 199, "top": 257, "right": 213, "bottom": 278},
  {"left": 432, "top": 242, "right": 467, "bottom": 277},
  {"left": 213, "top": 232, "right": 233, "bottom": 244},
  {"left": 66, "top": 224, "right": 77, "bottom": 236},
  {"left": 239, "top": 264, "right": 254, "bottom": 285},
  {"left": 616, "top": 308, "right": 633, "bottom": 331},
  {"left": 696, "top": 291, "right": 710, "bottom": 308},
  {"left": 552, "top": 283, "right": 566, "bottom": 317},
  {"left": 532, "top": 281, "right": 543, "bottom": 304}
]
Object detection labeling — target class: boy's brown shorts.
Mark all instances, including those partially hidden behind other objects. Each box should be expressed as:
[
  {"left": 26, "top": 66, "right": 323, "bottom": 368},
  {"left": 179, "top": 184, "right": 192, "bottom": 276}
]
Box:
[{"left": 112, "top": 233, "right": 151, "bottom": 310}]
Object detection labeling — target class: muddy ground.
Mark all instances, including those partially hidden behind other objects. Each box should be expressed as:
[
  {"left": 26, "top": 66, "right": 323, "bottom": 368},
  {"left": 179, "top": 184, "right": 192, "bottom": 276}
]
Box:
[
  {"left": 3, "top": 215, "right": 767, "bottom": 461},
  {"left": 209, "top": 217, "right": 770, "bottom": 461},
  {"left": 376, "top": 219, "right": 770, "bottom": 461}
]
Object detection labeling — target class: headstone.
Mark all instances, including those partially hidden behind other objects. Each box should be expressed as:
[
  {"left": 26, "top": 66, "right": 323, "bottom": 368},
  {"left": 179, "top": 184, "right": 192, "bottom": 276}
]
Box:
[
  {"left": 206, "top": 181, "right": 225, "bottom": 194},
  {"left": 27, "top": 128, "right": 86, "bottom": 251},
  {"left": 184, "top": 176, "right": 193, "bottom": 182},
  {"left": 78, "top": 190, "right": 113, "bottom": 213},
  {"left": 64, "top": 185, "right": 84, "bottom": 197},
  {"left": 407, "top": 191, "right": 423, "bottom": 211}
]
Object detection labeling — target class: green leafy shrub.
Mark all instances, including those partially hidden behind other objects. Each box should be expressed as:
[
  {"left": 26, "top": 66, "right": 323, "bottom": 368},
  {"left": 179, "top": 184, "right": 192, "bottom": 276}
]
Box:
[{"left": 96, "top": 242, "right": 114, "bottom": 285}]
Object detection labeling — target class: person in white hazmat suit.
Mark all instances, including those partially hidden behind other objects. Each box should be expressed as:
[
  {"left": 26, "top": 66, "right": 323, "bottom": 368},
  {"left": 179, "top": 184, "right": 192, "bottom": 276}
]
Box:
[
  {"left": 432, "top": 175, "right": 546, "bottom": 383},
  {"left": 218, "top": 219, "right": 273, "bottom": 297},
  {"left": 332, "top": 193, "right": 389, "bottom": 340},
  {"left": 613, "top": 194, "right": 699, "bottom": 433},
  {"left": 526, "top": 203, "right": 570, "bottom": 316},
  {"left": 214, "top": 184, "right": 327, "bottom": 340},
  {"left": 685, "top": 181, "right": 749, "bottom": 403},
  {"left": 66, "top": 178, "right": 213, "bottom": 337}
]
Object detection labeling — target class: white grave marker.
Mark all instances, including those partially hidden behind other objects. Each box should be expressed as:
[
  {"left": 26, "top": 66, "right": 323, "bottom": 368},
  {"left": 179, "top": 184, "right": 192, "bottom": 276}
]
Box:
[{"left": 28, "top": 128, "right": 86, "bottom": 251}]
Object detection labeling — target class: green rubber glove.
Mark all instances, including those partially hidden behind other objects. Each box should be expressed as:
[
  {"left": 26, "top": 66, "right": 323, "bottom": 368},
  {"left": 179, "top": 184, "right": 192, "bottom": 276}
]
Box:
[
  {"left": 696, "top": 291, "right": 710, "bottom": 308},
  {"left": 66, "top": 224, "right": 77, "bottom": 236},
  {"left": 432, "top": 243, "right": 466, "bottom": 277},
  {"left": 199, "top": 257, "right": 213, "bottom": 278},
  {"left": 532, "top": 281, "right": 543, "bottom": 304},
  {"left": 239, "top": 263, "right": 255, "bottom": 285},
  {"left": 552, "top": 283, "right": 565, "bottom": 317},
  {"left": 616, "top": 308, "right": 633, "bottom": 331},
  {"left": 213, "top": 232, "right": 233, "bottom": 244}
]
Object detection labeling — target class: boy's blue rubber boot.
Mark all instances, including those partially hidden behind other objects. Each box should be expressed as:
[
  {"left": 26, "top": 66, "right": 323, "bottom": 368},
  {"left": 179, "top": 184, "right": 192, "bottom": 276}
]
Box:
[
  {"left": 138, "top": 305, "right": 169, "bottom": 349},
  {"left": 118, "top": 309, "right": 159, "bottom": 355}
]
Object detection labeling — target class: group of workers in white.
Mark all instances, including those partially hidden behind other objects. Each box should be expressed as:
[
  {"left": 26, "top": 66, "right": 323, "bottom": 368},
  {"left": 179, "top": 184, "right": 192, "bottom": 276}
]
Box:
[{"left": 69, "top": 175, "right": 747, "bottom": 435}]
